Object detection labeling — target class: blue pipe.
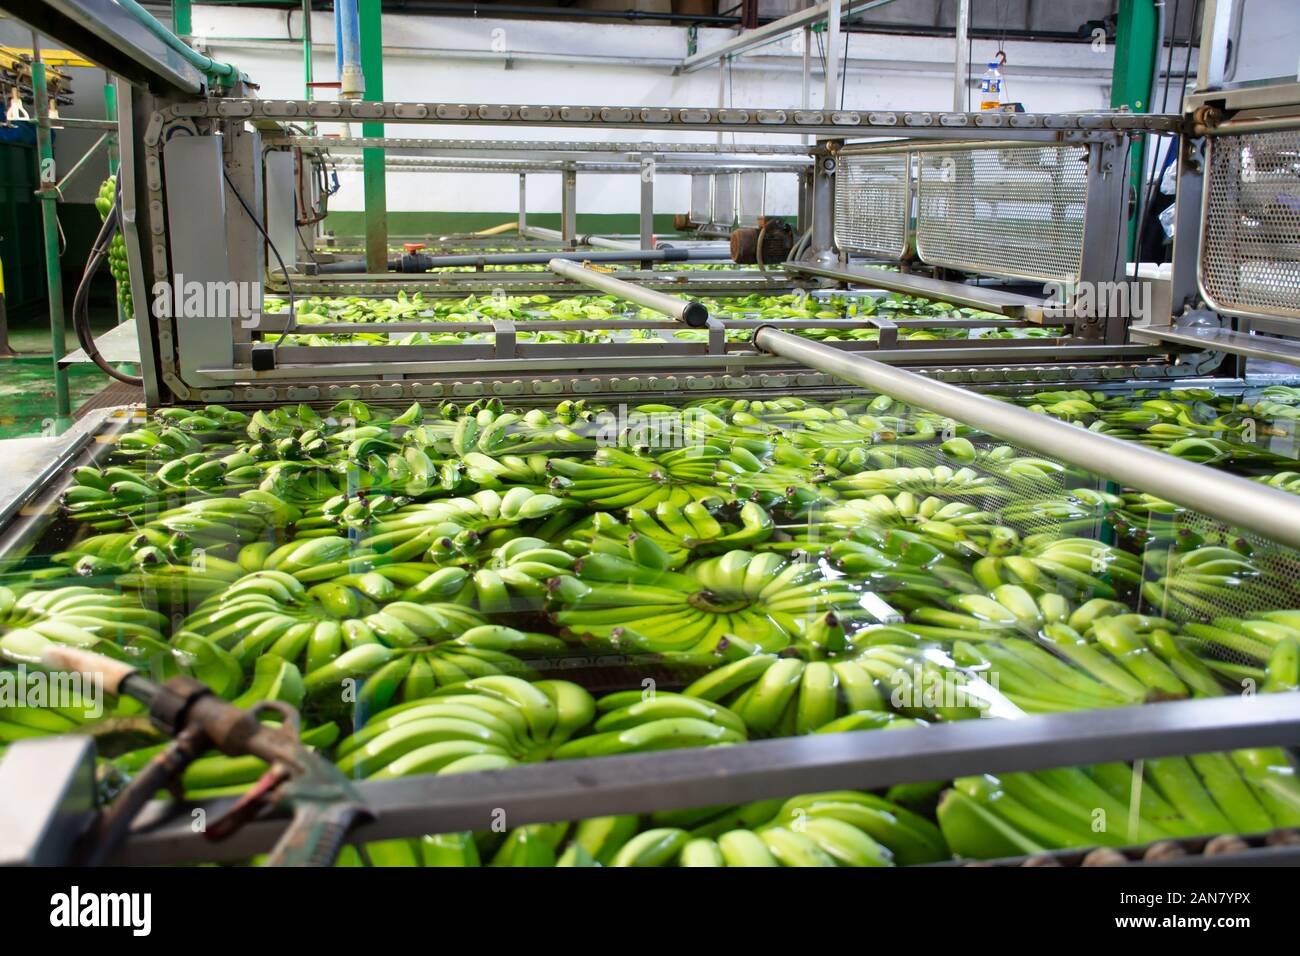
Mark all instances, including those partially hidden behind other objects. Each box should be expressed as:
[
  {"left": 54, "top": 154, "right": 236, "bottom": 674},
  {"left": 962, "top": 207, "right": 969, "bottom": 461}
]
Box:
[
  {"left": 335, "top": 2, "right": 344, "bottom": 79},
  {"left": 336, "top": 0, "right": 363, "bottom": 96}
]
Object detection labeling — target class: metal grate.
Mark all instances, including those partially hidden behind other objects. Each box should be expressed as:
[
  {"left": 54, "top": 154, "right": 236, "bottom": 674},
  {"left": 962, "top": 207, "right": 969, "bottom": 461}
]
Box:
[
  {"left": 736, "top": 171, "right": 766, "bottom": 227},
  {"left": 1135, "top": 512, "right": 1300, "bottom": 649},
  {"left": 712, "top": 173, "right": 737, "bottom": 229},
  {"left": 1200, "top": 129, "right": 1300, "bottom": 321},
  {"left": 689, "top": 175, "right": 711, "bottom": 225},
  {"left": 834, "top": 151, "right": 910, "bottom": 259},
  {"left": 915, "top": 145, "right": 1089, "bottom": 284}
]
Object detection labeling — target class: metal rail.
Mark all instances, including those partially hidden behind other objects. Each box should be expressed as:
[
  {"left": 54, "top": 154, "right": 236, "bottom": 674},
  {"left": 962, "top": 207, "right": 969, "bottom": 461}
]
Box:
[
  {"left": 679, "top": 0, "right": 898, "bottom": 73},
  {"left": 325, "top": 156, "right": 808, "bottom": 175},
  {"left": 787, "top": 262, "right": 1053, "bottom": 322},
  {"left": 1131, "top": 325, "right": 1300, "bottom": 368},
  {"left": 315, "top": 246, "right": 729, "bottom": 271},
  {"left": 265, "top": 137, "right": 813, "bottom": 155},
  {"left": 752, "top": 326, "right": 1300, "bottom": 550},
  {"left": 184, "top": 99, "right": 1185, "bottom": 141},
  {"left": 106, "top": 693, "right": 1300, "bottom": 865},
  {"left": 547, "top": 259, "right": 711, "bottom": 327}
]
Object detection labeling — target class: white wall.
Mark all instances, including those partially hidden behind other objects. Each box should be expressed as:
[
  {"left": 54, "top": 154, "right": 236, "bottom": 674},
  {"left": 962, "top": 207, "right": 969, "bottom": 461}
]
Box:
[{"left": 191, "top": 7, "right": 1122, "bottom": 218}]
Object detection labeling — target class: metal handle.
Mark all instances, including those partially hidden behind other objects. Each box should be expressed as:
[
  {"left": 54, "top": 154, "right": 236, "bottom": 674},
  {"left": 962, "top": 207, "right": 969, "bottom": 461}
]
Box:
[
  {"left": 547, "top": 258, "right": 710, "bottom": 327},
  {"left": 751, "top": 325, "right": 1300, "bottom": 551}
]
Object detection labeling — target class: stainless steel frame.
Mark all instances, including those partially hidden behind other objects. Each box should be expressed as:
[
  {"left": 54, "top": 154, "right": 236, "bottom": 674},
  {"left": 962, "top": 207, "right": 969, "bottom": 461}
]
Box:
[{"left": 89, "top": 693, "right": 1300, "bottom": 864}]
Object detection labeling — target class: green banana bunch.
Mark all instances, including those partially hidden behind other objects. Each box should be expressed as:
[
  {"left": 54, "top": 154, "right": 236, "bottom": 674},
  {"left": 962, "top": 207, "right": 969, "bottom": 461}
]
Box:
[
  {"left": 358, "top": 490, "right": 573, "bottom": 563},
  {"left": 820, "top": 493, "right": 1006, "bottom": 559},
  {"left": 762, "top": 790, "right": 949, "bottom": 865},
  {"left": 1181, "top": 610, "right": 1300, "bottom": 672},
  {"left": 1140, "top": 545, "right": 1276, "bottom": 619},
  {"left": 0, "top": 585, "right": 169, "bottom": 667},
  {"left": 175, "top": 569, "right": 553, "bottom": 715},
  {"left": 939, "top": 752, "right": 1300, "bottom": 860},
  {"left": 969, "top": 534, "right": 1141, "bottom": 599},
  {"left": 573, "top": 787, "right": 946, "bottom": 867},
  {"left": 96, "top": 174, "right": 133, "bottom": 318},
  {"left": 550, "top": 548, "right": 871, "bottom": 655},
  {"left": 682, "top": 645, "right": 932, "bottom": 735},
  {"left": 830, "top": 465, "right": 1006, "bottom": 499},
  {"left": 335, "top": 675, "right": 595, "bottom": 776},
  {"left": 774, "top": 524, "right": 979, "bottom": 609},
  {"left": 557, "top": 500, "right": 775, "bottom": 570},
  {"left": 551, "top": 689, "right": 746, "bottom": 759},
  {"left": 548, "top": 445, "right": 731, "bottom": 511},
  {"left": 939, "top": 437, "right": 1075, "bottom": 484},
  {"left": 999, "top": 488, "right": 1123, "bottom": 533}
]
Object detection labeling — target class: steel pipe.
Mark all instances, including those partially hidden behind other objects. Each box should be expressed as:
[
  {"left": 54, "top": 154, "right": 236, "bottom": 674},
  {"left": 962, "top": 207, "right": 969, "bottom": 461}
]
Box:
[
  {"left": 548, "top": 259, "right": 709, "bottom": 327},
  {"left": 106, "top": 693, "right": 1300, "bottom": 864},
  {"left": 751, "top": 326, "right": 1300, "bottom": 550},
  {"left": 315, "top": 245, "right": 730, "bottom": 273}
]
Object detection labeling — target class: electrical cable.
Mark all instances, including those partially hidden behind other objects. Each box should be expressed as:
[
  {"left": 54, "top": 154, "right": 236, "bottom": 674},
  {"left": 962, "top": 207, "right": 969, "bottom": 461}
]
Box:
[
  {"left": 1179, "top": 0, "right": 1200, "bottom": 101},
  {"left": 71, "top": 172, "right": 142, "bottom": 386},
  {"left": 1134, "top": 0, "right": 1195, "bottom": 272},
  {"left": 222, "top": 166, "right": 297, "bottom": 352},
  {"left": 839, "top": 28, "right": 849, "bottom": 110},
  {"left": 1161, "top": 0, "right": 1180, "bottom": 114},
  {"left": 967, "top": 31, "right": 973, "bottom": 111},
  {"left": 296, "top": 224, "right": 321, "bottom": 266}
]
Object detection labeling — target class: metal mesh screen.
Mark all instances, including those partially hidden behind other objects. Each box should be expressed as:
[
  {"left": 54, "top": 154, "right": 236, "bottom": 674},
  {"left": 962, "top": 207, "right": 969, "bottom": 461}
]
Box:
[
  {"left": 915, "top": 145, "right": 1089, "bottom": 284},
  {"left": 834, "top": 151, "right": 910, "bottom": 259},
  {"left": 689, "top": 175, "right": 711, "bottom": 225},
  {"left": 712, "top": 173, "right": 737, "bottom": 228},
  {"left": 1200, "top": 129, "right": 1300, "bottom": 321},
  {"left": 842, "top": 427, "right": 1300, "bottom": 669},
  {"left": 737, "top": 171, "right": 766, "bottom": 227}
]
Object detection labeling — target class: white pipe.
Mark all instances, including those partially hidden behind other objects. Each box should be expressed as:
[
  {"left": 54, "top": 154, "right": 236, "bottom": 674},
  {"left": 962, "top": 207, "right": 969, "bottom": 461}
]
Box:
[{"left": 200, "top": 38, "right": 1118, "bottom": 83}]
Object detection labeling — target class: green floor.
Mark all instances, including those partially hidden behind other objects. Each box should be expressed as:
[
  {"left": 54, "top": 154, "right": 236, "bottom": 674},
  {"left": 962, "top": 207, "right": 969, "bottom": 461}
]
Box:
[{"left": 0, "top": 310, "right": 124, "bottom": 439}]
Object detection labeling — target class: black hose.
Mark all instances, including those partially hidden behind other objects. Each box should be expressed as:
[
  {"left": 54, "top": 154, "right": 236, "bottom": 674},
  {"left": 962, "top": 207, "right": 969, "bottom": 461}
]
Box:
[
  {"left": 223, "top": 167, "right": 297, "bottom": 352},
  {"left": 72, "top": 174, "right": 143, "bottom": 386}
]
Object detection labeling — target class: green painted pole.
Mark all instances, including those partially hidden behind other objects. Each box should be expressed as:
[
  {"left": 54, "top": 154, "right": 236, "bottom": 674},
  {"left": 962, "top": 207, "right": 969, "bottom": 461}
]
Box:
[
  {"left": 302, "top": 0, "right": 315, "bottom": 133},
  {"left": 1110, "top": 0, "right": 1159, "bottom": 262},
  {"left": 104, "top": 76, "right": 119, "bottom": 175},
  {"left": 172, "top": 0, "right": 193, "bottom": 39},
  {"left": 31, "top": 49, "right": 71, "bottom": 430},
  {"left": 360, "top": 0, "right": 387, "bottom": 274}
]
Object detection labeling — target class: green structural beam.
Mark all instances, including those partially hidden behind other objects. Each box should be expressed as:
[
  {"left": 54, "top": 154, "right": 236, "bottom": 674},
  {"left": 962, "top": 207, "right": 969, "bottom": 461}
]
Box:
[
  {"left": 32, "top": 56, "right": 71, "bottom": 429},
  {"left": 360, "top": 0, "right": 388, "bottom": 275},
  {"left": 172, "top": 0, "right": 193, "bottom": 39},
  {"left": 1110, "top": 0, "right": 1159, "bottom": 262}
]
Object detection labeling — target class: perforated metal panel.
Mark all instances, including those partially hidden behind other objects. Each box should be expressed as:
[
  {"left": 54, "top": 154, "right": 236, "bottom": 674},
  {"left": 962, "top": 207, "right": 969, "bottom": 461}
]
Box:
[
  {"left": 712, "top": 173, "right": 737, "bottom": 228},
  {"left": 689, "top": 175, "right": 711, "bottom": 225},
  {"left": 915, "top": 145, "right": 1089, "bottom": 284},
  {"left": 1200, "top": 129, "right": 1300, "bottom": 321},
  {"left": 737, "top": 171, "right": 766, "bottom": 227},
  {"left": 834, "top": 151, "right": 910, "bottom": 259}
]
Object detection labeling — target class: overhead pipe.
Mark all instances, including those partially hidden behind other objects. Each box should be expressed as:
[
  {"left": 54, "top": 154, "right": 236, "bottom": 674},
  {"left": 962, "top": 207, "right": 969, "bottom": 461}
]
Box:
[
  {"left": 548, "top": 259, "right": 709, "bottom": 327},
  {"left": 751, "top": 327, "right": 1300, "bottom": 552},
  {"left": 314, "top": 245, "right": 730, "bottom": 273},
  {"left": 386, "top": 1, "right": 742, "bottom": 25},
  {"left": 522, "top": 226, "right": 636, "bottom": 251},
  {"left": 115, "top": 0, "right": 239, "bottom": 81}
]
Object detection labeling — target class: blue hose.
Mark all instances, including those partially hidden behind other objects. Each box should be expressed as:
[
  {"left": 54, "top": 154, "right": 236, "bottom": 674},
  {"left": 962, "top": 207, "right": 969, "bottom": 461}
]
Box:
[{"left": 337, "top": 0, "right": 363, "bottom": 94}]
